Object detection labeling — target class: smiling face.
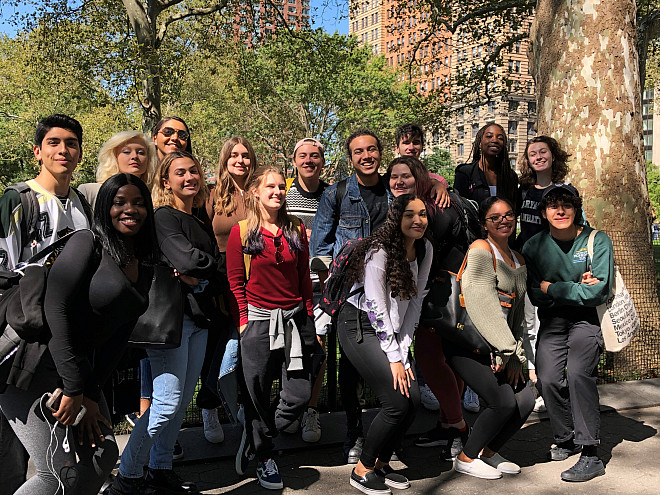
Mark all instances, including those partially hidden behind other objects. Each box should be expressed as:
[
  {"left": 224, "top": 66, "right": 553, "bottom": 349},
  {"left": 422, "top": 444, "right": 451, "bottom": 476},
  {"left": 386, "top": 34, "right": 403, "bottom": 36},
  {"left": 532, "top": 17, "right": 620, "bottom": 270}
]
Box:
[
  {"left": 33, "top": 127, "right": 82, "bottom": 179},
  {"left": 526, "top": 141, "right": 553, "bottom": 175},
  {"left": 293, "top": 144, "right": 324, "bottom": 181},
  {"left": 254, "top": 172, "right": 286, "bottom": 216},
  {"left": 153, "top": 119, "right": 189, "bottom": 159},
  {"left": 116, "top": 138, "right": 148, "bottom": 179},
  {"left": 227, "top": 142, "right": 251, "bottom": 181},
  {"left": 389, "top": 163, "right": 416, "bottom": 197},
  {"left": 480, "top": 125, "right": 505, "bottom": 159},
  {"left": 396, "top": 135, "right": 424, "bottom": 158},
  {"left": 110, "top": 184, "right": 147, "bottom": 237},
  {"left": 483, "top": 199, "right": 516, "bottom": 241},
  {"left": 349, "top": 135, "right": 381, "bottom": 180},
  {"left": 542, "top": 197, "right": 576, "bottom": 232},
  {"left": 162, "top": 157, "right": 201, "bottom": 201},
  {"left": 400, "top": 198, "right": 428, "bottom": 242}
]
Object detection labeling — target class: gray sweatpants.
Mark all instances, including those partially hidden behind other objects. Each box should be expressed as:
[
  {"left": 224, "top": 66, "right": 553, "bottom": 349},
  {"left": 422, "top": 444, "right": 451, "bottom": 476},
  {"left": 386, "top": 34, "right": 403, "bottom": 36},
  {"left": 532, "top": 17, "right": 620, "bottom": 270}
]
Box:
[{"left": 0, "top": 356, "right": 117, "bottom": 494}]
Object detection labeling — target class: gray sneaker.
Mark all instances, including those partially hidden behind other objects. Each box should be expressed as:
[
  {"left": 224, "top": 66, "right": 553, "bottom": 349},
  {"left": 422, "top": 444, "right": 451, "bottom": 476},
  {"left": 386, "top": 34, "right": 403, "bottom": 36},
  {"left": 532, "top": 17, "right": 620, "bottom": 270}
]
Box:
[
  {"left": 347, "top": 437, "right": 365, "bottom": 464},
  {"left": 561, "top": 455, "right": 605, "bottom": 482}
]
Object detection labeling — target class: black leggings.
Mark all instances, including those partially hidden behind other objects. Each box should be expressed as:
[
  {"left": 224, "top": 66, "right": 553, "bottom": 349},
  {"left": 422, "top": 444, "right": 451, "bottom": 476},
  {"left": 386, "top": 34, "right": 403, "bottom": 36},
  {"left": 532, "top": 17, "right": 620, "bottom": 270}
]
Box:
[
  {"left": 337, "top": 304, "right": 420, "bottom": 468},
  {"left": 444, "top": 343, "right": 534, "bottom": 459}
]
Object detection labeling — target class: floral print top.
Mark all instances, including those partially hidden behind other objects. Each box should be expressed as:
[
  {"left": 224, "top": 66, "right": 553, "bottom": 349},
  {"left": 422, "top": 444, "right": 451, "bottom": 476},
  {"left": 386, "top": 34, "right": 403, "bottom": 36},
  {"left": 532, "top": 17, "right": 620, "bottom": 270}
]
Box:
[{"left": 347, "top": 240, "right": 433, "bottom": 369}]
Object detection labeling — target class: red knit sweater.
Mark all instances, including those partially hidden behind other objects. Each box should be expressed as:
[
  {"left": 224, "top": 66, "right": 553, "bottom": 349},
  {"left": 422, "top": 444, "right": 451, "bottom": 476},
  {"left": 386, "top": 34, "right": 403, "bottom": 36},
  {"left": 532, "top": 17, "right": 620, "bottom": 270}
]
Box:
[{"left": 226, "top": 223, "right": 314, "bottom": 327}]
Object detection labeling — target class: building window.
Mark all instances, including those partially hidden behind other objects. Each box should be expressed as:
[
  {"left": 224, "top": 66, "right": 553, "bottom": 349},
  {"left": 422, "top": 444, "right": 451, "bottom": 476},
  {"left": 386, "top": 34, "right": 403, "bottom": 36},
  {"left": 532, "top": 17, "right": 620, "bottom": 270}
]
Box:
[
  {"left": 526, "top": 81, "right": 533, "bottom": 93},
  {"left": 528, "top": 101, "right": 536, "bottom": 114},
  {"left": 515, "top": 60, "right": 521, "bottom": 72},
  {"left": 509, "top": 139, "right": 517, "bottom": 153},
  {"left": 527, "top": 121, "right": 536, "bottom": 137},
  {"left": 488, "top": 101, "right": 495, "bottom": 113},
  {"left": 458, "top": 143, "right": 465, "bottom": 156},
  {"left": 472, "top": 123, "right": 479, "bottom": 138},
  {"left": 457, "top": 126, "right": 465, "bottom": 140},
  {"left": 509, "top": 121, "right": 518, "bottom": 136},
  {"left": 473, "top": 106, "right": 479, "bottom": 118},
  {"left": 509, "top": 100, "right": 519, "bottom": 112},
  {"left": 515, "top": 42, "right": 521, "bottom": 53},
  {"left": 510, "top": 157, "right": 517, "bottom": 168}
]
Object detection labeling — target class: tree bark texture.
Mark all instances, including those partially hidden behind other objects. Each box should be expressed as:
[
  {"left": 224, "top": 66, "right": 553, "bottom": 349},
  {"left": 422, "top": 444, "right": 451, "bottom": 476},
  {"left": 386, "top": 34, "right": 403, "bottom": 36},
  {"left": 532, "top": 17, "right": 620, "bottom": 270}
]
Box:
[{"left": 530, "top": 0, "right": 660, "bottom": 380}]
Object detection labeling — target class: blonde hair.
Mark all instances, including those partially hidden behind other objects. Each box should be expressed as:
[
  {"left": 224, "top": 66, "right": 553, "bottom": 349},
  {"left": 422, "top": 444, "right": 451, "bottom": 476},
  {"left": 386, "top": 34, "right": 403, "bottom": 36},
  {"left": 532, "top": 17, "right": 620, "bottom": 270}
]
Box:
[
  {"left": 152, "top": 150, "right": 209, "bottom": 209},
  {"left": 214, "top": 136, "right": 257, "bottom": 216},
  {"left": 96, "top": 131, "right": 158, "bottom": 189}
]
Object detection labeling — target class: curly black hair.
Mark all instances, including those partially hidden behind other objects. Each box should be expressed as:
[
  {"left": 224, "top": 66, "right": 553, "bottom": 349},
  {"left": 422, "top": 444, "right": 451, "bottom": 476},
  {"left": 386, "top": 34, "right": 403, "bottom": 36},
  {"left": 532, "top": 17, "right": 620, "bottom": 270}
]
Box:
[{"left": 343, "top": 194, "right": 429, "bottom": 300}]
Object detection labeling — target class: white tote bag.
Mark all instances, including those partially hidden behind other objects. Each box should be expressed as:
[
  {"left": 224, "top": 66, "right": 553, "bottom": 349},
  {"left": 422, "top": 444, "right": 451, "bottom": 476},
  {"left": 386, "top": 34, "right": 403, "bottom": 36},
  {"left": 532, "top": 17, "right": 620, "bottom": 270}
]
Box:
[{"left": 587, "top": 230, "right": 640, "bottom": 352}]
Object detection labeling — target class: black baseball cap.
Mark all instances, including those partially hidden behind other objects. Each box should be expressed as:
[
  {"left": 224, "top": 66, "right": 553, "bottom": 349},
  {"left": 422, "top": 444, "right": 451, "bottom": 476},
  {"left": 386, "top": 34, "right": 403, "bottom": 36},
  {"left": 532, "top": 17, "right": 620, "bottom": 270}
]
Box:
[{"left": 541, "top": 182, "right": 579, "bottom": 199}]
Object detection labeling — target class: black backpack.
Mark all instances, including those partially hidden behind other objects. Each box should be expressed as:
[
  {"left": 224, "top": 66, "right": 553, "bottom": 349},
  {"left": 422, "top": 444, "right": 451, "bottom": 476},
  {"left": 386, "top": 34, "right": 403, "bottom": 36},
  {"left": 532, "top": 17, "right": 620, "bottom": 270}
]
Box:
[
  {"left": 449, "top": 192, "right": 481, "bottom": 252},
  {"left": 318, "top": 238, "right": 364, "bottom": 321}
]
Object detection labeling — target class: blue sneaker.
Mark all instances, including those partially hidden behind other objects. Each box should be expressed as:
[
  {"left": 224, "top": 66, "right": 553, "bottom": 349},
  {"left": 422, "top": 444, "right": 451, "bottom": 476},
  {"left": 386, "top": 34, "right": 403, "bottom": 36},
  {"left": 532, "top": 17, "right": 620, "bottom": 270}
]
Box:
[
  {"left": 256, "top": 458, "right": 283, "bottom": 490},
  {"left": 235, "top": 426, "right": 255, "bottom": 476}
]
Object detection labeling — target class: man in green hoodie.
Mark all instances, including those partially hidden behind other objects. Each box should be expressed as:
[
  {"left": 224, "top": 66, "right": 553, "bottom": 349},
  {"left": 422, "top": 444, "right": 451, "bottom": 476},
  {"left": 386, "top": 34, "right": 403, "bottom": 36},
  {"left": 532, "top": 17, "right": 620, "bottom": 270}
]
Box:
[{"left": 522, "top": 183, "right": 613, "bottom": 483}]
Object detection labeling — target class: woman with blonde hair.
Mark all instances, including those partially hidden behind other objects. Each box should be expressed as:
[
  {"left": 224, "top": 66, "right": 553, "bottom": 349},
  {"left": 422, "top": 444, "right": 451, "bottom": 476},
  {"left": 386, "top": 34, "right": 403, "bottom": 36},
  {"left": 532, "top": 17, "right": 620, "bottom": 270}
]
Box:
[
  {"left": 78, "top": 131, "right": 158, "bottom": 207},
  {"left": 227, "top": 165, "right": 314, "bottom": 490},
  {"left": 110, "top": 150, "right": 220, "bottom": 495}
]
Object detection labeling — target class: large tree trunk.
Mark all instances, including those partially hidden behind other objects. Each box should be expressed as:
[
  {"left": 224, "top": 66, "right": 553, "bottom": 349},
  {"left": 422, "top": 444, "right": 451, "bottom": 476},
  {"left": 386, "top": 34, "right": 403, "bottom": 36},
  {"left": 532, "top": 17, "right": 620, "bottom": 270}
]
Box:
[{"left": 530, "top": 0, "right": 660, "bottom": 380}]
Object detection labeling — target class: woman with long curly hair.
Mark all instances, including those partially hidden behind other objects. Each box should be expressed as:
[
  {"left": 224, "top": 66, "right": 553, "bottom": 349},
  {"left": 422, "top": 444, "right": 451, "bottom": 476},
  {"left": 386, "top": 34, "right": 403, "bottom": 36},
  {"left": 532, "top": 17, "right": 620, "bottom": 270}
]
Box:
[
  {"left": 338, "top": 194, "right": 433, "bottom": 495},
  {"left": 226, "top": 165, "right": 315, "bottom": 490},
  {"left": 454, "top": 123, "right": 518, "bottom": 209}
]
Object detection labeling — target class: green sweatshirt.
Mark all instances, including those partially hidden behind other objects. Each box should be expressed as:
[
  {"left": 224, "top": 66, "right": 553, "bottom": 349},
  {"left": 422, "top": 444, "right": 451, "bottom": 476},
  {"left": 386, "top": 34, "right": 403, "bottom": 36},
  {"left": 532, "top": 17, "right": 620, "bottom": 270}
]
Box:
[{"left": 522, "top": 226, "right": 613, "bottom": 309}]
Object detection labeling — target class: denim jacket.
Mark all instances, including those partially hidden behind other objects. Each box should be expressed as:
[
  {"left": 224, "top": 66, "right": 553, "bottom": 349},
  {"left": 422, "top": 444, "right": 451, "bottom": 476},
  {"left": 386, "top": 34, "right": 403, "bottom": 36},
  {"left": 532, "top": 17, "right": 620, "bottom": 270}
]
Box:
[{"left": 310, "top": 173, "right": 393, "bottom": 270}]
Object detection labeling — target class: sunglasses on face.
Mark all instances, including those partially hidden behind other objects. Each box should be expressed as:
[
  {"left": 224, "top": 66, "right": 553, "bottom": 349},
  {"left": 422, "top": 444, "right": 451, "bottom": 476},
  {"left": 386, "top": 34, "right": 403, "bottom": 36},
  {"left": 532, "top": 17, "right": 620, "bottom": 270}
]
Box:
[
  {"left": 273, "top": 235, "right": 285, "bottom": 265},
  {"left": 159, "top": 127, "right": 190, "bottom": 141}
]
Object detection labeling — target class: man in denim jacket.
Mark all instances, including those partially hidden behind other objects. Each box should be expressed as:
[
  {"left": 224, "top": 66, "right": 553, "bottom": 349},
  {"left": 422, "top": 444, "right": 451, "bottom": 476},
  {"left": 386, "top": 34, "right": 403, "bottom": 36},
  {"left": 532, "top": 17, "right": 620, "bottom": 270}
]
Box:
[{"left": 310, "top": 128, "right": 393, "bottom": 464}]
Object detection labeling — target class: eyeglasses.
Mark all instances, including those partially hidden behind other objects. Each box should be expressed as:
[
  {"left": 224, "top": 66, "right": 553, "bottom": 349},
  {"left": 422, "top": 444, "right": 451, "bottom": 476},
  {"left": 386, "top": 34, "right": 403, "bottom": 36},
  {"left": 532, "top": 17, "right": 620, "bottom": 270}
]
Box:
[
  {"left": 159, "top": 127, "right": 190, "bottom": 141},
  {"left": 273, "top": 235, "right": 285, "bottom": 265},
  {"left": 485, "top": 212, "right": 515, "bottom": 223}
]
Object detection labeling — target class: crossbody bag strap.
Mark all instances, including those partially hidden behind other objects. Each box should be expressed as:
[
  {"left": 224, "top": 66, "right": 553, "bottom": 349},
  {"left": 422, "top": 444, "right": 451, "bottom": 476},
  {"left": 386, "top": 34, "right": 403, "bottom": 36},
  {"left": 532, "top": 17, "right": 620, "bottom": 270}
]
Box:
[{"left": 586, "top": 229, "right": 598, "bottom": 261}]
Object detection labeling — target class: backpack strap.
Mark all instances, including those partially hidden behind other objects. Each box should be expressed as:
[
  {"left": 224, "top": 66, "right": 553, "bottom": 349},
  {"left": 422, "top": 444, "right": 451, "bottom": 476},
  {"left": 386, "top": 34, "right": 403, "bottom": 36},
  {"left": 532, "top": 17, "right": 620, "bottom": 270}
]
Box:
[
  {"left": 334, "top": 179, "right": 347, "bottom": 217},
  {"left": 5, "top": 182, "right": 39, "bottom": 260},
  {"left": 238, "top": 219, "right": 252, "bottom": 282},
  {"left": 285, "top": 177, "right": 295, "bottom": 195}
]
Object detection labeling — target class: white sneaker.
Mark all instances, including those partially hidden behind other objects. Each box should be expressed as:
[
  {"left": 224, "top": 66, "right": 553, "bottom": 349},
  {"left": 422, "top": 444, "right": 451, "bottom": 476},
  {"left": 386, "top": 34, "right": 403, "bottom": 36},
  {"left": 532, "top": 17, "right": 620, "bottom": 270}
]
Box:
[
  {"left": 202, "top": 408, "right": 224, "bottom": 444},
  {"left": 454, "top": 458, "right": 502, "bottom": 479},
  {"left": 283, "top": 418, "right": 300, "bottom": 434},
  {"left": 419, "top": 384, "right": 440, "bottom": 411},
  {"left": 302, "top": 408, "right": 321, "bottom": 443},
  {"left": 480, "top": 452, "right": 521, "bottom": 474},
  {"left": 534, "top": 395, "right": 547, "bottom": 413},
  {"left": 463, "top": 386, "right": 480, "bottom": 413}
]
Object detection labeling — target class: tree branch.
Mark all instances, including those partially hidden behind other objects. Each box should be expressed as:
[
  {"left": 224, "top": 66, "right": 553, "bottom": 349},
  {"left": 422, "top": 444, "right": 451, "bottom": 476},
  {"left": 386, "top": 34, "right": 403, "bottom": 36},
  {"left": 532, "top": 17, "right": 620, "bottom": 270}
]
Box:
[{"left": 157, "top": 1, "right": 229, "bottom": 45}]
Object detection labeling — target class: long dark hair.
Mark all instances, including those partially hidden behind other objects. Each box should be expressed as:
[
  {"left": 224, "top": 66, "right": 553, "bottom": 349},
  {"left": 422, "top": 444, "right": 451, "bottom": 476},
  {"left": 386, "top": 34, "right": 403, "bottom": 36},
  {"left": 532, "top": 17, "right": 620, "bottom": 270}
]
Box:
[
  {"left": 344, "top": 194, "right": 428, "bottom": 300},
  {"left": 93, "top": 173, "right": 159, "bottom": 266},
  {"left": 519, "top": 135, "right": 571, "bottom": 188},
  {"left": 152, "top": 116, "right": 193, "bottom": 154},
  {"left": 469, "top": 122, "right": 518, "bottom": 206}
]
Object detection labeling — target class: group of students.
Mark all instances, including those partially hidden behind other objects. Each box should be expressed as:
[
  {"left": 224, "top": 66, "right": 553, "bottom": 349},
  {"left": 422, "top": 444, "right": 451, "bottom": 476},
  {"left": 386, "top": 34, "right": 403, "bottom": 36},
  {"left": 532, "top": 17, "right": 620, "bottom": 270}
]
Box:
[{"left": 0, "top": 115, "right": 614, "bottom": 495}]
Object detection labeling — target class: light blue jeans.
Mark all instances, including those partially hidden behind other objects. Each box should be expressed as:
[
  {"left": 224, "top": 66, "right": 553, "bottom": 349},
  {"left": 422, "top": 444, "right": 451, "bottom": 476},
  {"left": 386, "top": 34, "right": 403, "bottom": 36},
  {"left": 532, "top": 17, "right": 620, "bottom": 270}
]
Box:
[{"left": 119, "top": 315, "right": 207, "bottom": 478}]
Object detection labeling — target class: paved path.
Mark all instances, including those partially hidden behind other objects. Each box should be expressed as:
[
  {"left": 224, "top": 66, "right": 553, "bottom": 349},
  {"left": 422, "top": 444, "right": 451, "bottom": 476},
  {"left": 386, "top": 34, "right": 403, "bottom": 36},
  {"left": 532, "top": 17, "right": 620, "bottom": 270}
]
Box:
[{"left": 173, "top": 405, "right": 660, "bottom": 494}]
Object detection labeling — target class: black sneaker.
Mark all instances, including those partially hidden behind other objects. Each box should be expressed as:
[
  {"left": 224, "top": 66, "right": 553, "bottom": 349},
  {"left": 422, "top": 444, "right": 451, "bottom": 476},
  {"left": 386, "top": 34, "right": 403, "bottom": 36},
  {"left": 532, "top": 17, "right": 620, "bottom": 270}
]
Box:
[
  {"left": 350, "top": 469, "right": 392, "bottom": 495},
  {"left": 125, "top": 413, "right": 139, "bottom": 428},
  {"left": 561, "top": 455, "right": 606, "bottom": 482},
  {"left": 347, "top": 437, "right": 365, "bottom": 464},
  {"left": 548, "top": 441, "right": 582, "bottom": 461},
  {"left": 414, "top": 425, "right": 450, "bottom": 448},
  {"left": 107, "top": 473, "right": 152, "bottom": 495},
  {"left": 375, "top": 465, "right": 410, "bottom": 490},
  {"left": 236, "top": 426, "right": 255, "bottom": 475},
  {"left": 144, "top": 468, "right": 198, "bottom": 494},
  {"left": 172, "top": 440, "right": 184, "bottom": 460}
]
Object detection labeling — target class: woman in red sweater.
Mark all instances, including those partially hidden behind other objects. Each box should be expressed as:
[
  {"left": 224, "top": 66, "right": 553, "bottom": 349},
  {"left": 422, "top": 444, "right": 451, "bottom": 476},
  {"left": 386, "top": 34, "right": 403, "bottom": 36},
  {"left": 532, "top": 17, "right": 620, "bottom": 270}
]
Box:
[{"left": 226, "top": 165, "right": 315, "bottom": 490}]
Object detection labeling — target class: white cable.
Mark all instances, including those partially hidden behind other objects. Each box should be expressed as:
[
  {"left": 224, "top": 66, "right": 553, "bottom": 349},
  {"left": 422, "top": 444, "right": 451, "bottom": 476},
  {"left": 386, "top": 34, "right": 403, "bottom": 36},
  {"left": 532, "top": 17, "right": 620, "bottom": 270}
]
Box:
[{"left": 40, "top": 393, "right": 65, "bottom": 494}]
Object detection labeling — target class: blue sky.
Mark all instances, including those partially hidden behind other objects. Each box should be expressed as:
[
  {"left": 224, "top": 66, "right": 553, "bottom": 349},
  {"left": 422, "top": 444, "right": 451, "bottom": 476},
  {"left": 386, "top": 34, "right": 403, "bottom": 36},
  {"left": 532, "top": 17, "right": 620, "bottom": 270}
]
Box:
[{"left": 0, "top": 1, "right": 348, "bottom": 36}]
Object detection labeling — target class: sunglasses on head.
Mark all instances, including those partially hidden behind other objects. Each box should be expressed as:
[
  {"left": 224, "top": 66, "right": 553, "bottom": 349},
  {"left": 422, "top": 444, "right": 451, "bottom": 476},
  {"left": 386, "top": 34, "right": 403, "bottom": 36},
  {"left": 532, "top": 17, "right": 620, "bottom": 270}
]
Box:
[{"left": 159, "top": 127, "right": 190, "bottom": 141}]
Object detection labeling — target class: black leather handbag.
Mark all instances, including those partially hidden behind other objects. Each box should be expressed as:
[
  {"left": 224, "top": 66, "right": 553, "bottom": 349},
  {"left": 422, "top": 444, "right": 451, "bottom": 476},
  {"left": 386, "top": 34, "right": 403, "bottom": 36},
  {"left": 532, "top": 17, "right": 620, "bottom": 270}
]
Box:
[
  {"left": 128, "top": 264, "right": 184, "bottom": 349},
  {"left": 420, "top": 249, "right": 514, "bottom": 355}
]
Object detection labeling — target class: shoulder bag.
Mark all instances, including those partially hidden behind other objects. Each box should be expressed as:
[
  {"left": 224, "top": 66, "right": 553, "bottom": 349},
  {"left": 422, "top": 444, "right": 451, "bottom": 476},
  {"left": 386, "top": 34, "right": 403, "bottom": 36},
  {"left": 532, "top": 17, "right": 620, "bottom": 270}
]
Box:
[
  {"left": 128, "top": 264, "right": 184, "bottom": 349},
  {"left": 420, "top": 247, "right": 515, "bottom": 355},
  {"left": 587, "top": 230, "right": 639, "bottom": 352}
]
